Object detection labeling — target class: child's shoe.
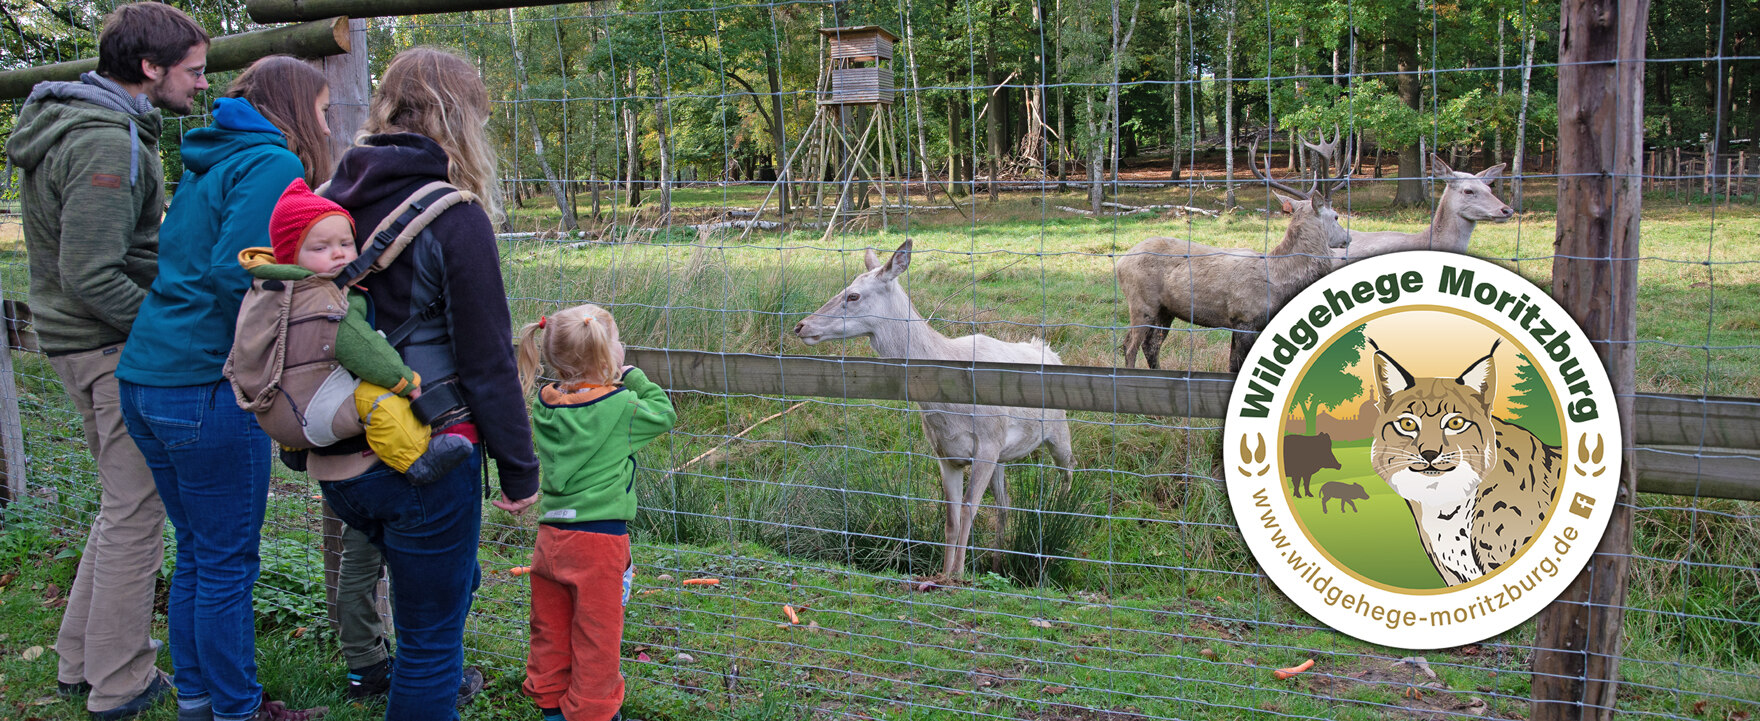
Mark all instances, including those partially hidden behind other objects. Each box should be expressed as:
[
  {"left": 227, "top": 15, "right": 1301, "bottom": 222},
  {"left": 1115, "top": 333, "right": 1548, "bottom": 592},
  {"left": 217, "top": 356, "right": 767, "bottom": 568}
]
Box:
[
  {"left": 345, "top": 657, "right": 391, "bottom": 699},
  {"left": 406, "top": 434, "right": 472, "bottom": 486}
]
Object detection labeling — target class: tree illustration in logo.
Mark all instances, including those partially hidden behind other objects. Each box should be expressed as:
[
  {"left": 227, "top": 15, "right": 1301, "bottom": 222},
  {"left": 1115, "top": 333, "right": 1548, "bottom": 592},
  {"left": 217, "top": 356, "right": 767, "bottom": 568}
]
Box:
[
  {"left": 1504, "top": 351, "right": 1562, "bottom": 447},
  {"left": 1288, "top": 324, "right": 1367, "bottom": 436}
]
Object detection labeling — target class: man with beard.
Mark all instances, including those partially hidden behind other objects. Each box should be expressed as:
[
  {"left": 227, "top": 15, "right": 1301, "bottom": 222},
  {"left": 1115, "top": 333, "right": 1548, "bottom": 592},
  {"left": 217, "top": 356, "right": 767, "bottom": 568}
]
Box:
[{"left": 4, "top": 4, "right": 209, "bottom": 719}]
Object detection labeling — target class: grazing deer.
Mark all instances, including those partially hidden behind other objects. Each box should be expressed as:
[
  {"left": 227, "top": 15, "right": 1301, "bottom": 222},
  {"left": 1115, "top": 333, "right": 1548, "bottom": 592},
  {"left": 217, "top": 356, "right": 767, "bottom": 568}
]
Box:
[
  {"left": 1117, "top": 138, "right": 1352, "bottom": 372},
  {"left": 1331, "top": 154, "right": 1512, "bottom": 267},
  {"left": 793, "top": 240, "right": 1076, "bottom": 579}
]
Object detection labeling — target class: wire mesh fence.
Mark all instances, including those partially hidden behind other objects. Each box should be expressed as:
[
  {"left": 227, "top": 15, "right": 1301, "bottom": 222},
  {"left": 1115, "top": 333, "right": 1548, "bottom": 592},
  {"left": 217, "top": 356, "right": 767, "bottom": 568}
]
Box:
[{"left": 1, "top": 0, "right": 1757, "bottom": 719}]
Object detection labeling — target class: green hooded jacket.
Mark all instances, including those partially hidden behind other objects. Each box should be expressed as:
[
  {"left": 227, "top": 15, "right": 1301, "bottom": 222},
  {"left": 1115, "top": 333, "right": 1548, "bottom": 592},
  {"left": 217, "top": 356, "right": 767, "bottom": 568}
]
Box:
[{"left": 4, "top": 73, "right": 164, "bottom": 354}]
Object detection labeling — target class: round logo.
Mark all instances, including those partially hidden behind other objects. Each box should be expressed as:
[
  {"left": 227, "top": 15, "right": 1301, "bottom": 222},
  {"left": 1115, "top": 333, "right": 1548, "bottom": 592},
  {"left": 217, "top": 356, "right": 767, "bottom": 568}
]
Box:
[{"left": 1224, "top": 252, "right": 1621, "bottom": 649}]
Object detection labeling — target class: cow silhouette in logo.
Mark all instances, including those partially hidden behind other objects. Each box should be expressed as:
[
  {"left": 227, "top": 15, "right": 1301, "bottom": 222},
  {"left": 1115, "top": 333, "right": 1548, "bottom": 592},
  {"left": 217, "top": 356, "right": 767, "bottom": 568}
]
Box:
[
  {"left": 1282, "top": 432, "right": 1341, "bottom": 498},
  {"left": 1320, "top": 481, "right": 1368, "bottom": 513}
]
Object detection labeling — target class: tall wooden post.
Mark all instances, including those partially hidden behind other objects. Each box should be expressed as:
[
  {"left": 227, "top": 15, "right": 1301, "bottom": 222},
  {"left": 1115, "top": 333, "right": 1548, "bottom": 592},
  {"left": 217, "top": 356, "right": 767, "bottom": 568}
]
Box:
[
  {"left": 0, "top": 279, "right": 28, "bottom": 505},
  {"left": 1531, "top": 1, "right": 1647, "bottom": 719},
  {"left": 317, "top": 19, "right": 384, "bottom": 633}
]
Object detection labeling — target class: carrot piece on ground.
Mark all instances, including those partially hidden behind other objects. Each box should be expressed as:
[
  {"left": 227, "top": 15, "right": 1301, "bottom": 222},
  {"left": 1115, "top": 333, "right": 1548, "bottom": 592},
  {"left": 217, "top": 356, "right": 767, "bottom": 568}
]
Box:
[
  {"left": 1274, "top": 659, "right": 1316, "bottom": 680},
  {"left": 682, "top": 578, "right": 720, "bottom": 586},
  {"left": 783, "top": 605, "right": 800, "bottom": 624}
]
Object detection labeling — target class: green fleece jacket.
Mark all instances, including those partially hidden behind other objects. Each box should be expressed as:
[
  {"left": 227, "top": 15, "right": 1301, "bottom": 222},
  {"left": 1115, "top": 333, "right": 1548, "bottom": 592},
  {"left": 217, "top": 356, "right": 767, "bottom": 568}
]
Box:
[
  {"left": 4, "top": 73, "right": 163, "bottom": 353},
  {"left": 238, "top": 247, "right": 419, "bottom": 395},
  {"left": 533, "top": 368, "right": 677, "bottom": 525}
]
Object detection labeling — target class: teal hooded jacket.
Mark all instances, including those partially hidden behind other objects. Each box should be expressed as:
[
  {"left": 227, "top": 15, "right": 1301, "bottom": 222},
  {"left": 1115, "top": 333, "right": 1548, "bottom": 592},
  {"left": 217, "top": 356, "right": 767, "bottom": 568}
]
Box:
[{"left": 118, "top": 97, "right": 306, "bottom": 387}]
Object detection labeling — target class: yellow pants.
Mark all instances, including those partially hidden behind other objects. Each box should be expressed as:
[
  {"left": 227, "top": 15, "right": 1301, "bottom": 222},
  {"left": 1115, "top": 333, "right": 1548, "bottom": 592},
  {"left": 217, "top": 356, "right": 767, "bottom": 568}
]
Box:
[{"left": 353, "top": 382, "right": 431, "bottom": 474}]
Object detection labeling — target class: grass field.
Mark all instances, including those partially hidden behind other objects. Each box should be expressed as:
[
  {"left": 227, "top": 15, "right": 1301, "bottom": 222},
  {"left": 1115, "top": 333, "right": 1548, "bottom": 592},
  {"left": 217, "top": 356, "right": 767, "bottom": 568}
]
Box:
[{"left": 0, "top": 179, "right": 1756, "bottom": 720}]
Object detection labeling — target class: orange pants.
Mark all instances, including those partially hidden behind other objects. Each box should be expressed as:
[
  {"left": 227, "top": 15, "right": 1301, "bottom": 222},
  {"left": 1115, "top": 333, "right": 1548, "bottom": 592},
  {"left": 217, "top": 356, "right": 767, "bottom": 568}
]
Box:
[{"left": 523, "top": 525, "right": 630, "bottom": 721}]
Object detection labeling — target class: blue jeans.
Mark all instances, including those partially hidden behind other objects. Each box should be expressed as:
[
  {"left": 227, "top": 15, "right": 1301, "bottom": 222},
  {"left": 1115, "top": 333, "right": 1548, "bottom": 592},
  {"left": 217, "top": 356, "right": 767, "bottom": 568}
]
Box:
[
  {"left": 321, "top": 448, "right": 482, "bottom": 721},
  {"left": 119, "top": 380, "right": 270, "bottom": 721}
]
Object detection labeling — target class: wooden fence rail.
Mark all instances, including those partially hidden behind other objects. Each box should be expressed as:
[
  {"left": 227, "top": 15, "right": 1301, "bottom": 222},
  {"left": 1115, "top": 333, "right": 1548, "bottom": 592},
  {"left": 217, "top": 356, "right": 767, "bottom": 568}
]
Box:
[
  {"left": 0, "top": 17, "right": 352, "bottom": 101},
  {"left": 1, "top": 305, "right": 1752, "bottom": 500},
  {"left": 623, "top": 349, "right": 1760, "bottom": 501}
]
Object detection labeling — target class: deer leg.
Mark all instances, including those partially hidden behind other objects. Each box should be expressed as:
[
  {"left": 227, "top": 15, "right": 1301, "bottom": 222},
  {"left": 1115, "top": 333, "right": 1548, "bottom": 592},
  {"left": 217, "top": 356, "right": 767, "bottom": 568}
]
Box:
[
  {"left": 958, "top": 441, "right": 1004, "bottom": 576},
  {"left": 1049, "top": 422, "right": 1076, "bottom": 490},
  {"left": 1122, "top": 304, "right": 1155, "bottom": 368},
  {"left": 1144, "top": 308, "right": 1174, "bottom": 370},
  {"left": 1228, "top": 330, "right": 1254, "bottom": 373},
  {"left": 988, "top": 464, "right": 1010, "bottom": 575},
  {"left": 938, "top": 459, "right": 967, "bottom": 578}
]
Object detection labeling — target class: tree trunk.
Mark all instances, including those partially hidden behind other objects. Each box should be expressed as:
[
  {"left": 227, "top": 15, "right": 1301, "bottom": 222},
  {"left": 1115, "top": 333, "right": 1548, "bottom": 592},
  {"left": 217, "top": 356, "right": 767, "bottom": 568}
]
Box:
[
  {"left": 508, "top": 10, "right": 576, "bottom": 231},
  {"left": 1514, "top": 18, "right": 1538, "bottom": 211},
  {"left": 1393, "top": 40, "right": 1426, "bottom": 206},
  {"left": 764, "top": 41, "right": 790, "bottom": 218},
  {"left": 987, "top": 50, "right": 1003, "bottom": 201},
  {"left": 1222, "top": 0, "right": 1237, "bottom": 209},
  {"left": 948, "top": 96, "right": 966, "bottom": 197},
  {"left": 1495, "top": 17, "right": 1506, "bottom": 163},
  {"left": 654, "top": 94, "right": 672, "bottom": 215},
  {"left": 624, "top": 91, "right": 642, "bottom": 207}
]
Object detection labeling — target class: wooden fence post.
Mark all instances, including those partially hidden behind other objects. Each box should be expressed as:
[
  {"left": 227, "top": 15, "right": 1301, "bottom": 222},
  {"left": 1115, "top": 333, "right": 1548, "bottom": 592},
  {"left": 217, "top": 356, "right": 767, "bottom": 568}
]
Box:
[
  {"left": 1531, "top": 1, "right": 1647, "bottom": 719},
  {"left": 0, "top": 278, "right": 28, "bottom": 505},
  {"left": 317, "top": 18, "right": 388, "bottom": 634}
]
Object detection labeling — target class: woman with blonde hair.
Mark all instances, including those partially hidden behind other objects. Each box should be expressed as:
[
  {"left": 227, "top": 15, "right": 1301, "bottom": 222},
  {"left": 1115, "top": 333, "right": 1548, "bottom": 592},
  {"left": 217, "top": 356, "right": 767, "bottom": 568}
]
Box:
[
  {"left": 117, "top": 54, "right": 332, "bottom": 721},
  {"left": 313, "top": 47, "right": 538, "bottom": 721}
]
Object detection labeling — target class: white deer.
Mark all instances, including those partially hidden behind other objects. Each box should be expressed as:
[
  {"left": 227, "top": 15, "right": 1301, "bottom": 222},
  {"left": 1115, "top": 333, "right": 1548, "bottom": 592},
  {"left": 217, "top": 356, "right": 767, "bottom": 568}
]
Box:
[
  {"left": 793, "top": 239, "right": 1076, "bottom": 579},
  {"left": 1331, "top": 154, "right": 1513, "bottom": 267}
]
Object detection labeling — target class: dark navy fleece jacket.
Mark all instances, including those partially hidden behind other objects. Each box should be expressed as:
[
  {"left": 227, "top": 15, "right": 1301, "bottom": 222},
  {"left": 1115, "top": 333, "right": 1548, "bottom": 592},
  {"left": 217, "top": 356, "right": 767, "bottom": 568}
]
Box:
[{"left": 322, "top": 133, "right": 539, "bottom": 500}]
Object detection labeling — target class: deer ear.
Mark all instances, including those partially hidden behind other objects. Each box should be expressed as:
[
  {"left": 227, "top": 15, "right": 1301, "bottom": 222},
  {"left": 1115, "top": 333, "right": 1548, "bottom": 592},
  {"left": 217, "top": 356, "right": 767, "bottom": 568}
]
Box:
[
  {"left": 1375, "top": 349, "right": 1415, "bottom": 401},
  {"left": 1272, "top": 192, "right": 1297, "bottom": 215},
  {"left": 864, "top": 248, "right": 883, "bottom": 271},
  {"left": 1456, "top": 340, "right": 1500, "bottom": 405},
  {"left": 877, "top": 238, "right": 913, "bottom": 282},
  {"left": 1477, "top": 163, "right": 1507, "bottom": 187},
  {"left": 1430, "top": 153, "right": 1456, "bottom": 178}
]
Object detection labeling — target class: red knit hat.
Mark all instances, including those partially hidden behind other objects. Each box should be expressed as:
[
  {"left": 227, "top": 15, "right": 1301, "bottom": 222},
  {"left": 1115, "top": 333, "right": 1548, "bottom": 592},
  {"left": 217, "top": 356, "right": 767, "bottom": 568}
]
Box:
[{"left": 269, "top": 178, "right": 354, "bottom": 265}]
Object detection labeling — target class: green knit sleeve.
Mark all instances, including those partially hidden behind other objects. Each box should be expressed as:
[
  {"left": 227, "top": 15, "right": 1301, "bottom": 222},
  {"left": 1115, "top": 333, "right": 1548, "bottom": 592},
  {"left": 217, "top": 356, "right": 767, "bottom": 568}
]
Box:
[
  {"left": 333, "top": 292, "right": 419, "bottom": 395},
  {"left": 621, "top": 368, "right": 678, "bottom": 453}
]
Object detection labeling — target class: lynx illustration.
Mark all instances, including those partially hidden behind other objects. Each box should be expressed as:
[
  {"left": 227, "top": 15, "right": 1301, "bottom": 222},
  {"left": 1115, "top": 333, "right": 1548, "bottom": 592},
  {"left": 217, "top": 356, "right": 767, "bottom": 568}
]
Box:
[{"left": 1370, "top": 340, "right": 1561, "bottom": 586}]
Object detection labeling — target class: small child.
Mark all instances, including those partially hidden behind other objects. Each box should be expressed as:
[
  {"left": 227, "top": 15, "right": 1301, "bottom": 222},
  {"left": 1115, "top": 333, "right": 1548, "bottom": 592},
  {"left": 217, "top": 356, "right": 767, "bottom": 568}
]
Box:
[
  {"left": 516, "top": 304, "right": 677, "bottom": 721},
  {"left": 249, "top": 178, "right": 472, "bottom": 485}
]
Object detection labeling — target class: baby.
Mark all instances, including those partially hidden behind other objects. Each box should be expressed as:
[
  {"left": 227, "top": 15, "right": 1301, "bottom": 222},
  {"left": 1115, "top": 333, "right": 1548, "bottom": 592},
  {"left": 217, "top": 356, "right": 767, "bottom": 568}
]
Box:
[{"left": 245, "top": 178, "right": 471, "bottom": 484}]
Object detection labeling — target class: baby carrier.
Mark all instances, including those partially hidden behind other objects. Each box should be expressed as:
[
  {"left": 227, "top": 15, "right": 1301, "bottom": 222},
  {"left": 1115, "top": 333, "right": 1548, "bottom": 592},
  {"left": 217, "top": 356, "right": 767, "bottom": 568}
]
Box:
[{"left": 224, "top": 182, "right": 475, "bottom": 450}]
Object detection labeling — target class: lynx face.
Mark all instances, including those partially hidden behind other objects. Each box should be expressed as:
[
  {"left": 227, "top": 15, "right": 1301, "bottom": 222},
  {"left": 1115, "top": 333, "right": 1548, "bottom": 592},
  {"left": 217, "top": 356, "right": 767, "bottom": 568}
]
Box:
[{"left": 1371, "top": 345, "right": 1498, "bottom": 508}]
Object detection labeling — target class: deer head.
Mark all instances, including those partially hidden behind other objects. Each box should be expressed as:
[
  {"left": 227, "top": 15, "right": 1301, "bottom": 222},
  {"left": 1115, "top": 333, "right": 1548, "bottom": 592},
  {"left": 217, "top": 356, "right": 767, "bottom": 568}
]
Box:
[
  {"left": 1432, "top": 154, "right": 1514, "bottom": 223},
  {"left": 1251, "top": 137, "right": 1353, "bottom": 251},
  {"left": 794, "top": 239, "right": 915, "bottom": 345}
]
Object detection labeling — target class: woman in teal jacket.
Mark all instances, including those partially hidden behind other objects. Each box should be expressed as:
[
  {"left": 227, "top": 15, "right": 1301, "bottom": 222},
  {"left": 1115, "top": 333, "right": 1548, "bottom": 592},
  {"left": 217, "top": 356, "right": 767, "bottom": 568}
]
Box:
[{"left": 116, "top": 56, "right": 331, "bottom": 721}]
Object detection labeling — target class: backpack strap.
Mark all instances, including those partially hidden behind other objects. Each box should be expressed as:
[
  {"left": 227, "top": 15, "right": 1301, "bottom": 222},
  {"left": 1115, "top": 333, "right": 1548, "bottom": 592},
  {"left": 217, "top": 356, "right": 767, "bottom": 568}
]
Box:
[
  {"left": 384, "top": 290, "right": 446, "bottom": 348},
  {"left": 336, "top": 181, "right": 478, "bottom": 288}
]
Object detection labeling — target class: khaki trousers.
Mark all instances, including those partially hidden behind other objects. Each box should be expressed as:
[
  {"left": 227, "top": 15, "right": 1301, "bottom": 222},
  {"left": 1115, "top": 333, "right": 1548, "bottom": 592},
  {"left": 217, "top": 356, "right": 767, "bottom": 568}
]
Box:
[{"left": 48, "top": 343, "right": 166, "bottom": 713}]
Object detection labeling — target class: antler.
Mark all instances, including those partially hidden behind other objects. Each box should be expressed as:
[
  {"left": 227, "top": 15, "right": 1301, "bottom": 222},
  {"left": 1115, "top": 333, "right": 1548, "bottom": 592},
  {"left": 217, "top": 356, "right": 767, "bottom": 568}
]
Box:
[
  {"left": 1319, "top": 140, "right": 1354, "bottom": 202},
  {"left": 1248, "top": 135, "right": 1314, "bottom": 199}
]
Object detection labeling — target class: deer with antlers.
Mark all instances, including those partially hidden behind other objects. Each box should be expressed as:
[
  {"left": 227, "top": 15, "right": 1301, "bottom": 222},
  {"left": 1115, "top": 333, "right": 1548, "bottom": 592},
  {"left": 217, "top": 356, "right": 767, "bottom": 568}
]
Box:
[{"left": 1118, "top": 137, "right": 1352, "bottom": 372}]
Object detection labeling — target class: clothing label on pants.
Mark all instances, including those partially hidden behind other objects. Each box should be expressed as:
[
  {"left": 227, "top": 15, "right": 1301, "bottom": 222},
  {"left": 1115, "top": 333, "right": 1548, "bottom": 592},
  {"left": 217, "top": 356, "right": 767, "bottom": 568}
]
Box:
[{"left": 622, "top": 563, "right": 634, "bottom": 607}]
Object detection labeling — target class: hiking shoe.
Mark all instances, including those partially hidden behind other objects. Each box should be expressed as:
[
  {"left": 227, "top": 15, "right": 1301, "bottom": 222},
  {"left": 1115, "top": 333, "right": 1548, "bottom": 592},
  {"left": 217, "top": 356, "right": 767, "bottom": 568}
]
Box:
[
  {"left": 57, "top": 680, "right": 91, "bottom": 698},
  {"left": 406, "top": 434, "right": 472, "bottom": 486},
  {"left": 249, "top": 694, "right": 327, "bottom": 721},
  {"left": 89, "top": 671, "right": 172, "bottom": 720},
  {"left": 455, "top": 666, "right": 485, "bottom": 708},
  {"left": 345, "top": 657, "right": 392, "bottom": 699}
]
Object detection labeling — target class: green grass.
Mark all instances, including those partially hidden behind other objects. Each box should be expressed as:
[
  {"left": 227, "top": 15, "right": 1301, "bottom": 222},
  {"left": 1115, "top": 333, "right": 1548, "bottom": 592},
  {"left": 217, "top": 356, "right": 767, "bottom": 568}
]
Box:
[{"left": 2, "top": 184, "right": 1758, "bottom": 720}]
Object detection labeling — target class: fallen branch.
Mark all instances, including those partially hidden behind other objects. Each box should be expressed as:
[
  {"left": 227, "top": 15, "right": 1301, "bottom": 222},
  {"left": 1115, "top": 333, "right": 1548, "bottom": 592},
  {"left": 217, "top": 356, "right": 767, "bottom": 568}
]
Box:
[{"left": 673, "top": 401, "right": 807, "bottom": 473}]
